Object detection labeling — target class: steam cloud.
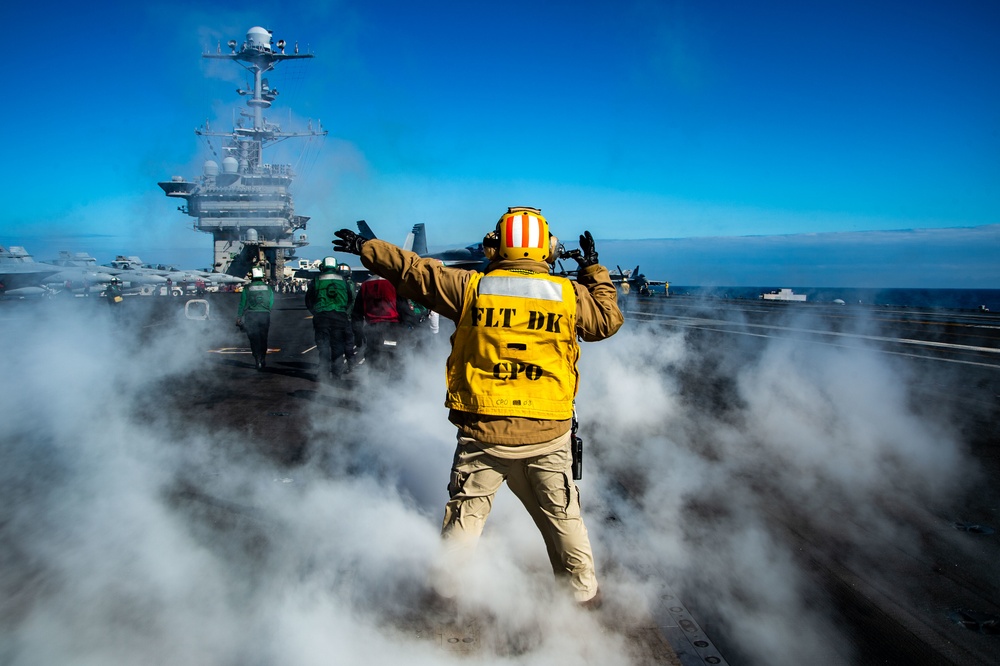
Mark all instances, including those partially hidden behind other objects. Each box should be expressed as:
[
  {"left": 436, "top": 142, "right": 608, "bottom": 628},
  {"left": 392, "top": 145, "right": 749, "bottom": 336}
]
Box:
[{"left": 0, "top": 297, "right": 973, "bottom": 665}]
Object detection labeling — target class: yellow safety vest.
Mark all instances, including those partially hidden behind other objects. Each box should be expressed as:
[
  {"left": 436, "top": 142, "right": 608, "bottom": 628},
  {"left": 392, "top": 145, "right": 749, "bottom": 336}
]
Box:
[{"left": 445, "top": 270, "right": 579, "bottom": 419}]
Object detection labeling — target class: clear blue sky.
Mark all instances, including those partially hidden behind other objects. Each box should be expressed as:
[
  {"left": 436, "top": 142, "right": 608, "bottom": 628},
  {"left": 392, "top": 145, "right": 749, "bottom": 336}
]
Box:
[{"left": 3, "top": 1, "right": 998, "bottom": 285}]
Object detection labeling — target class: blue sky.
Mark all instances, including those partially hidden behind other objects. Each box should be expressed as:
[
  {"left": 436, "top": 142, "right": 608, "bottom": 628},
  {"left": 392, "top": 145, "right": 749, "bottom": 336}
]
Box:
[{"left": 3, "top": 1, "right": 998, "bottom": 286}]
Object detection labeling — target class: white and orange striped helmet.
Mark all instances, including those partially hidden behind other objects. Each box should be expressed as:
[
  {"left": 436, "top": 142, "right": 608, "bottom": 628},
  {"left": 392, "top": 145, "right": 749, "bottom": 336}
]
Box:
[{"left": 491, "top": 206, "right": 558, "bottom": 263}]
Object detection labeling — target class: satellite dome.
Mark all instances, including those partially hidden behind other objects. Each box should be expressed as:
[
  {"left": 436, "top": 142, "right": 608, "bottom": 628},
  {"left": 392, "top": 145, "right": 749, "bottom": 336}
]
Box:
[
  {"left": 222, "top": 156, "right": 239, "bottom": 174},
  {"left": 245, "top": 228, "right": 259, "bottom": 242},
  {"left": 246, "top": 27, "right": 272, "bottom": 52},
  {"left": 203, "top": 160, "right": 219, "bottom": 176}
]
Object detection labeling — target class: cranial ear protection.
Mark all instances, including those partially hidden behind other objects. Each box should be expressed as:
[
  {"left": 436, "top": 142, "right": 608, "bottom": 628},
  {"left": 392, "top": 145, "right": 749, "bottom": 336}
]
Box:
[
  {"left": 483, "top": 229, "right": 500, "bottom": 261},
  {"left": 487, "top": 207, "right": 558, "bottom": 263}
]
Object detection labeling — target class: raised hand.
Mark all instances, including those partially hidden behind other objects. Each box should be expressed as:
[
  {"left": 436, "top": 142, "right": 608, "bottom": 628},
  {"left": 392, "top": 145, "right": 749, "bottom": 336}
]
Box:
[{"left": 333, "top": 228, "right": 367, "bottom": 255}]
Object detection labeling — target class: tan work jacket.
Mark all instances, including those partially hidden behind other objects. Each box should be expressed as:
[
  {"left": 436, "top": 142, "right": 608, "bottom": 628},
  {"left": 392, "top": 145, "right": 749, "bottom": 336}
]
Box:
[{"left": 360, "top": 239, "right": 624, "bottom": 446}]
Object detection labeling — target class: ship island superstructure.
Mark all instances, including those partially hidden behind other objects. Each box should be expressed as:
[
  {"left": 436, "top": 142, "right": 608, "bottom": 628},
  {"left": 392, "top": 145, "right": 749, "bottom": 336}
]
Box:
[{"left": 159, "top": 26, "right": 327, "bottom": 280}]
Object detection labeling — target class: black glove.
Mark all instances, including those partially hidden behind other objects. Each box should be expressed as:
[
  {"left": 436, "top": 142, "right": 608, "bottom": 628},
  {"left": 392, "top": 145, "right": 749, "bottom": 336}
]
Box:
[
  {"left": 333, "top": 228, "right": 367, "bottom": 255},
  {"left": 574, "top": 231, "right": 599, "bottom": 268}
]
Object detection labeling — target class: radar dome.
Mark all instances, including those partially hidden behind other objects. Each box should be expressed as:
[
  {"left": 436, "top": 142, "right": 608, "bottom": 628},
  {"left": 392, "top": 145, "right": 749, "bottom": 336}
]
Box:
[
  {"left": 245, "top": 228, "right": 259, "bottom": 242},
  {"left": 203, "top": 160, "right": 219, "bottom": 176},
  {"left": 222, "top": 157, "right": 239, "bottom": 174},
  {"left": 247, "top": 27, "right": 272, "bottom": 52}
]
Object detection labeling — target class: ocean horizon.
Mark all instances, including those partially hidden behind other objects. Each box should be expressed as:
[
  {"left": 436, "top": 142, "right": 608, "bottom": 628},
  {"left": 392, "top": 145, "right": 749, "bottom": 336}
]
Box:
[{"left": 661, "top": 286, "right": 1000, "bottom": 312}]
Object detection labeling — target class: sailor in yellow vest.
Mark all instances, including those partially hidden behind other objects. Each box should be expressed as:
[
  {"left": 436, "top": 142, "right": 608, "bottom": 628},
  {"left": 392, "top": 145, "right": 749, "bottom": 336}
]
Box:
[{"left": 333, "top": 207, "right": 623, "bottom": 608}]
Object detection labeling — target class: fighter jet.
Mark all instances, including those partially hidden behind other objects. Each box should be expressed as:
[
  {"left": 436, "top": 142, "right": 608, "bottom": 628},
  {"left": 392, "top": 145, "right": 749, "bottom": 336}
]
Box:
[
  {"left": 49, "top": 251, "right": 166, "bottom": 292},
  {"left": 0, "top": 245, "right": 61, "bottom": 298},
  {"left": 405, "top": 223, "right": 489, "bottom": 271},
  {"left": 105, "top": 256, "right": 244, "bottom": 293},
  {"left": 103, "top": 256, "right": 177, "bottom": 292},
  {"left": 158, "top": 266, "right": 246, "bottom": 291},
  {"left": 611, "top": 265, "right": 668, "bottom": 296},
  {"left": 348, "top": 221, "right": 489, "bottom": 272},
  {"left": 2, "top": 246, "right": 114, "bottom": 296}
]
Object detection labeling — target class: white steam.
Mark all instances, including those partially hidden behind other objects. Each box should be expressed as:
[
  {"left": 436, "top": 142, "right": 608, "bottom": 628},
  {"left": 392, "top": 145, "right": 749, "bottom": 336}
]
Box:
[
  {"left": 0, "top": 299, "right": 973, "bottom": 665},
  {"left": 578, "top": 307, "right": 972, "bottom": 664}
]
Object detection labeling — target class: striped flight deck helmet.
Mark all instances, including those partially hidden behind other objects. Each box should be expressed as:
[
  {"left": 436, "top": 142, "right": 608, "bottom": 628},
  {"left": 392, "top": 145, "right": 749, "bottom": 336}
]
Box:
[{"left": 488, "top": 206, "right": 559, "bottom": 263}]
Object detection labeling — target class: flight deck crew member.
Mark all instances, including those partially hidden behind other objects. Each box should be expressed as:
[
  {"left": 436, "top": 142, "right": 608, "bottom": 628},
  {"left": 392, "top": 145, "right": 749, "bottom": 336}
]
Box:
[
  {"left": 305, "top": 257, "right": 356, "bottom": 381},
  {"left": 105, "top": 277, "right": 124, "bottom": 305},
  {"left": 236, "top": 267, "right": 274, "bottom": 371},
  {"left": 333, "top": 207, "right": 623, "bottom": 608},
  {"left": 105, "top": 277, "right": 125, "bottom": 320},
  {"left": 335, "top": 263, "right": 359, "bottom": 366},
  {"left": 356, "top": 273, "right": 416, "bottom": 370}
]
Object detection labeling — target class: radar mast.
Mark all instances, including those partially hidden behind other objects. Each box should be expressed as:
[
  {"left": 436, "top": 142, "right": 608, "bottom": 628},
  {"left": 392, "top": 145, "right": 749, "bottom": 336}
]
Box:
[{"left": 158, "top": 26, "right": 327, "bottom": 280}]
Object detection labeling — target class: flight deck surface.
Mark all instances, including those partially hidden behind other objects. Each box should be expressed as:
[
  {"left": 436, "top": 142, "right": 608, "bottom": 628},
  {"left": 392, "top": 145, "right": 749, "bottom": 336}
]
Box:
[{"left": 2, "top": 291, "right": 998, "bottom": 665}]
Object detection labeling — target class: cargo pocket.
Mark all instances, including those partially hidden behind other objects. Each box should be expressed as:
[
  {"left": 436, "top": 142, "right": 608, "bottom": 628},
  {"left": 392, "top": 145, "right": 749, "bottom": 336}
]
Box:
[
  {"left": 536, "top": 470, "right": 573, "bottom": 517},
  {"left": 563, "top": 473, "right": 582, "bottom": 517}
]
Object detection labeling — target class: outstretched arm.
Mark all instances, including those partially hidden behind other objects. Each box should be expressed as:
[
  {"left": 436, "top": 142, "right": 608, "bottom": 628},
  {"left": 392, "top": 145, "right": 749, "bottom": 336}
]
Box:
[
  {"left": 571, "top": 232, "right": 623, "bottom": 341},
  {"left": 334, "top": 228, "right": 470, "bottom": 322}
]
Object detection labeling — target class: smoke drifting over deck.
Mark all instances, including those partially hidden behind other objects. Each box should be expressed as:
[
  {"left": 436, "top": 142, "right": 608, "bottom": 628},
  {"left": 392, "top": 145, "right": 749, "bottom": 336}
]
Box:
[{"left": 0, "top": 297, "right": 976, "bottom": 665}]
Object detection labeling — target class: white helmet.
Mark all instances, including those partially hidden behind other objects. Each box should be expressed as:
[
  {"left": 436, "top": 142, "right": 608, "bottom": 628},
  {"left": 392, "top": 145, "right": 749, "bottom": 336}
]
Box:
[{"left": 251, "top": 267, "right": 264, "bottom": 279}]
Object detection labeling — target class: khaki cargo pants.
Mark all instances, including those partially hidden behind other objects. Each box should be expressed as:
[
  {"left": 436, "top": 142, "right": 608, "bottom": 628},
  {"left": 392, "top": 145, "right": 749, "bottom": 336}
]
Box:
[{"left": 440, "top": 432, "right": 599, "bottom": 602}]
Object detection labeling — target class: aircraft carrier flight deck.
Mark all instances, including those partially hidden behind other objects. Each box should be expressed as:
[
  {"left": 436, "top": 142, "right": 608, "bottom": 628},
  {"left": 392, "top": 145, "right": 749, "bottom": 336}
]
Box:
[{"left": 2, "top": 291, "right": 998, "bottom": 665}]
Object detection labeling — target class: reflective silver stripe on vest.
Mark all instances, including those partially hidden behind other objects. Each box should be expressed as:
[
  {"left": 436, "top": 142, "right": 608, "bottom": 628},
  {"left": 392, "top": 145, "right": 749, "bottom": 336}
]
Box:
[
  {"left": 479, "top": 276, "right": 562, "bottom": 301},
  {"left": 318, "top": 273, "right": 344, "bottom": 282}
]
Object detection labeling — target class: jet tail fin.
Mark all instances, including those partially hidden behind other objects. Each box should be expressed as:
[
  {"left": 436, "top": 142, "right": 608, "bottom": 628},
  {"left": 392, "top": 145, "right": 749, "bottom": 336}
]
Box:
[
  {"left": 405, "top": 223, "right": 428, "bottom": 255},
  {"left": 356, "top": 220, "right": 377, "bottom": 240}
]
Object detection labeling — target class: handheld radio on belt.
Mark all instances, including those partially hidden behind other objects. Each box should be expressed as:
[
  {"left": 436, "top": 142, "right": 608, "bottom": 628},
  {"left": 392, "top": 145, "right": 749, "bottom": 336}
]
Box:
[{"left": 571, "top": 412, "right": 583, "bottom": 480}]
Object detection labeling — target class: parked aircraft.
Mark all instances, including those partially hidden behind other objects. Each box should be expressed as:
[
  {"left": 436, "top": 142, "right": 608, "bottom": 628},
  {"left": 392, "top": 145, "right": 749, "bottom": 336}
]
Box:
[
  {"left": 105, "top": 256, "right": 245, "bottom": 292},
  {"left": 406, "top": 223, "right": 489, "bottom": 271},
  {"left": 49, "top": 251, "right": 166, "bottom": 291},
  {"left": 2, "top": 246, "right": 113, "bottom": 296},
  {"left": 0, "top": 245, "right": 61, "bottom": 297},
  {"left": 351, "top": 221, "right": 489, "bottom": 271}
]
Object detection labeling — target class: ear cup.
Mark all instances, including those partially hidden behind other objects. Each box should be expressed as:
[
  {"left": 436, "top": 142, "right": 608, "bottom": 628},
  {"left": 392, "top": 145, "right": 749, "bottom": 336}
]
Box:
[
  {"left": 483, "top": 230, "right": 499, "bottom": 261},
  {"left": 546, "top": 234, "right": 559, "bottom": 263}
]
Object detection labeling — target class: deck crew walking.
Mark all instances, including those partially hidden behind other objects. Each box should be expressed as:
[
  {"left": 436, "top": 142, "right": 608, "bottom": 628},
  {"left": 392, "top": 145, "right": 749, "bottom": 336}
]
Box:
[
  {"left": 236, "top": 267, "right": 274, "bottom": 371},
  {"left": 305, "top": 257, "right": 356, "bottom": 381}
]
